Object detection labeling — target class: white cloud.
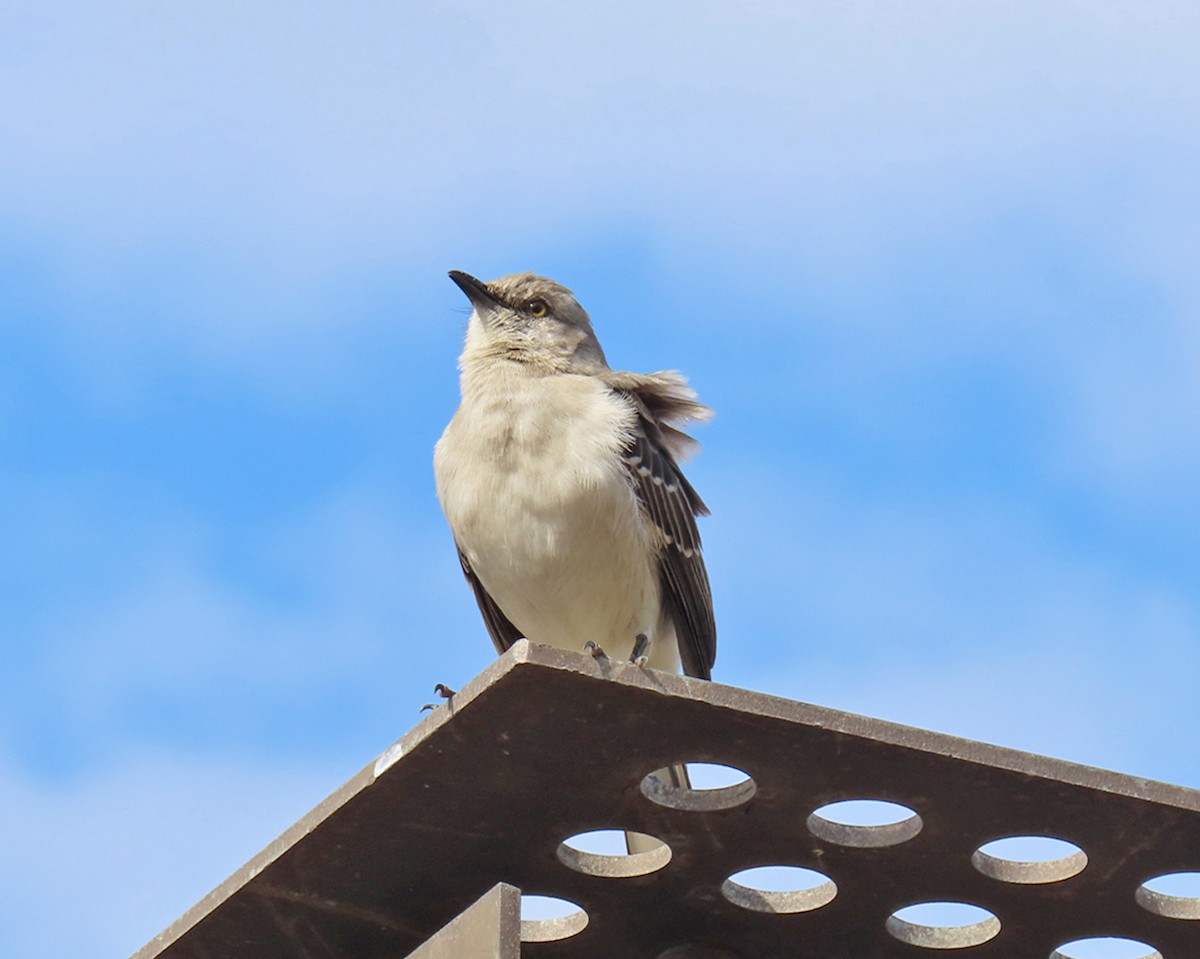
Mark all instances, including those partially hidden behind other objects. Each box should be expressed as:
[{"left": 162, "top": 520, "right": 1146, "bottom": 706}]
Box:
[
  {"left": 6, "top": 0, "right": 1200, "bottom": 499},
  {"left": 0, "top": 469, "right": 500, "bottom": 957},
  {"left": 3, "top": 2, "right": 1197, "bottom": 261},
  {"left": 0, "top": 752, "right": 344, "bottom": 959}
]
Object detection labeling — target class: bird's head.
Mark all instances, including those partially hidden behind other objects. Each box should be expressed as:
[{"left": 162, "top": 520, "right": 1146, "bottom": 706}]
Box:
[{"left": 448, "top": 270, "right": 609, "bottom": 373}]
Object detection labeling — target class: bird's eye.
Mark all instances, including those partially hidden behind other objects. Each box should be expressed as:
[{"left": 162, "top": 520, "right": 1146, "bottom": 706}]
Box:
[{"left": 525, "top": 299, "right": 549, "bottom": 317}]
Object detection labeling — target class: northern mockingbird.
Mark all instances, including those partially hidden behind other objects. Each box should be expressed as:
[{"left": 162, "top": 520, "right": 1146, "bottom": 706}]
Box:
[{"left": 434, "top": 271, "right": 716, "bottom": 682}]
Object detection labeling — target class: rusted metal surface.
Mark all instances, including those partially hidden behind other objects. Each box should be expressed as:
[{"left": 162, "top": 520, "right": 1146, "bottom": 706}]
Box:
[
  {"left": 133, "top": 640, "right": 1200, "bottom": 959},
  {"left": 402, "top": 884, "right": 520, "bottom": 959}
]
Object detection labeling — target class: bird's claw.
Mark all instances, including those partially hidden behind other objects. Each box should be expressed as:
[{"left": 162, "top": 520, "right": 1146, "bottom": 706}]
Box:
[
  {"left": 420, "top": 682, "right": 457, "bottom": 713},
  {"left": 630, "top": 633, "right": 649, "bottom": 667},
  {"left": 584, "top": 641, "right": 608, "bottom": 660}
]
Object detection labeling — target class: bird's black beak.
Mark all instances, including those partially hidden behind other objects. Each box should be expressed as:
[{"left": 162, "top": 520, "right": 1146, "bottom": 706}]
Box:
[{"left": 448, "top": 270, "right": 501, "bottom": 311}]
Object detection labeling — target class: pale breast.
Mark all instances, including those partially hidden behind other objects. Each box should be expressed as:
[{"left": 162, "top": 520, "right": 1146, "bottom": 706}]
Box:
[{"left": 435, "top": 367, "right": 661, "bottom": 652}]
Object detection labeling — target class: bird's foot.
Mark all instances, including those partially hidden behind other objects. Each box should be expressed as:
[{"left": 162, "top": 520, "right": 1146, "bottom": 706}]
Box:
[
  {"left": 420, "top": 682, "right": 457, "bottom": 712},
  {"left": 584, "top": 641, "right": 608, "bottom": 660},
  {"left": 630, "top": 633, "right": 649, "bottom": 667}
]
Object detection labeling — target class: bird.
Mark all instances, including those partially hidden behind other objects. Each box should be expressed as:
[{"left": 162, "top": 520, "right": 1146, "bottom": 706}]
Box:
[{"left": 434, "top": 271, "right": 716, "bottom": 683}]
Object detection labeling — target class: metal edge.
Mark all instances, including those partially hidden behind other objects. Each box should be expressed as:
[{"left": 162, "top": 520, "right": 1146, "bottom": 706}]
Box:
[
  {"left": 402, "top": 882, "right": 522, "bottom": 959},
  {"left": 130, "top": 646, "right": 535, "bottom": 958},
  {"left": 510, "top": 641, "right": 1200, "bottom": 811}
]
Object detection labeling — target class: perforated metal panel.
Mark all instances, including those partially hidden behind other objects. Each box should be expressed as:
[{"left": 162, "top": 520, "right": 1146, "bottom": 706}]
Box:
[{"left": 133, "top": 641, "right": 1200, "bottom": 959}]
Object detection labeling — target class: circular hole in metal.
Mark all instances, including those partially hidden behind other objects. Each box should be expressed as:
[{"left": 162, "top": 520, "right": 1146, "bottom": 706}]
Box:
[
  {"left": 721, "top": 865, "right": 837, "bottom": 914},
  {"left": 886, "top": 902, "right": 1000, "bottom": 950},
  {"left": 686, "top": 763, "right": 752, "bottom": 788},
  {"left": 640, "top": 762, "right": 756, "bottom": 812},
  {"left": 972, "top": 836, "right": 1088, "bottom": 884},
  {"left": 1051, "top": 937, "right": 1163, "bottom": 959},
  {"left": 519, "top": 895, "right": 588, "bottom": 942},
  {"left": 1136, "top": 871, "right": 1200, "bottom": 919},
  {"left": 808, "top": 799, "right": 922, "bottom": 848},
  {"left": 557, "top": 829, "right": 672, "bottom": 878}
]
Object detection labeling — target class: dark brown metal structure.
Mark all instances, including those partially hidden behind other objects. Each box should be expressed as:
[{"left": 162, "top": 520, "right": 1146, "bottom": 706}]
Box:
[{"left": 133, "top": 641, "right": 1200, "bottom": 958}]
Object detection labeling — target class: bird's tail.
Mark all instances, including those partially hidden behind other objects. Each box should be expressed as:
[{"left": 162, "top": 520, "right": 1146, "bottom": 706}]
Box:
[{"left": 625, "top": 762, "right": 690, "bottom": 854}]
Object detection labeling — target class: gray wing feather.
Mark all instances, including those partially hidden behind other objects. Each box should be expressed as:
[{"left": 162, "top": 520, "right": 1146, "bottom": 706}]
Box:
[
  {"left": 621, "top": 413, "right": 716, "bottom": 680},
  {"left": 457, "top": 547, "right": 524, "bottom": 654}
]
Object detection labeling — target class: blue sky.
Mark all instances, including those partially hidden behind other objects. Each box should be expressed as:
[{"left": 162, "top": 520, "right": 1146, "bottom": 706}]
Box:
[{"left": 3, "top": 3, "right": 1200, "bottom": 957}]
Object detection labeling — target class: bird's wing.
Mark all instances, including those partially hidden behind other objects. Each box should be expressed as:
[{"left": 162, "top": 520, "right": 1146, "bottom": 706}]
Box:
[
  {"left": 620, "top": 409, "right": 716, "bottom": 679},
  {"left": 456, "top": 547, "right": 524, "bottom": 654}
]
